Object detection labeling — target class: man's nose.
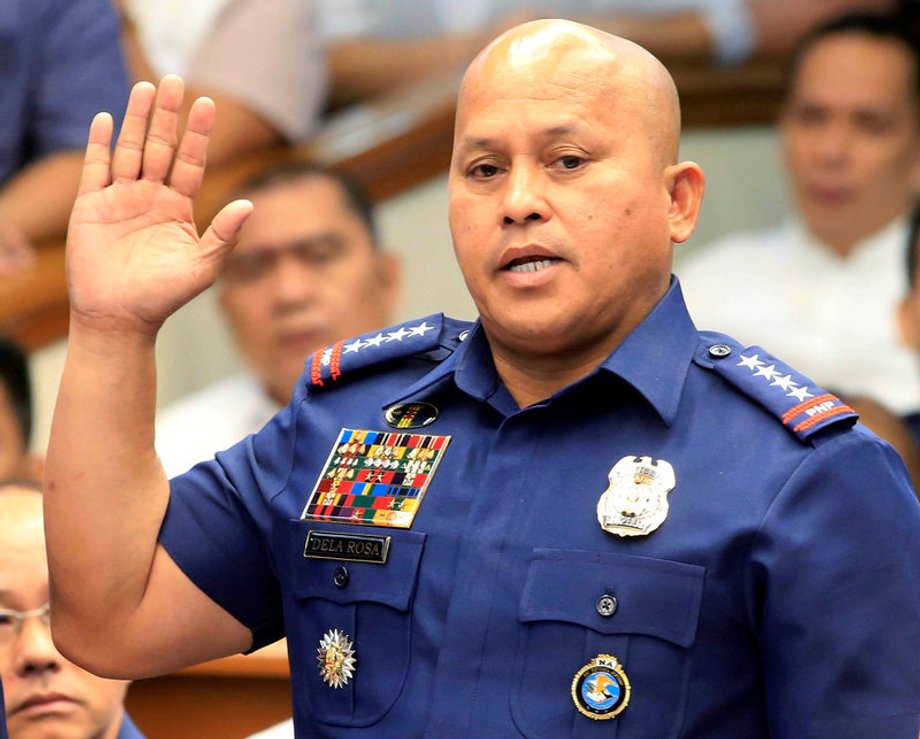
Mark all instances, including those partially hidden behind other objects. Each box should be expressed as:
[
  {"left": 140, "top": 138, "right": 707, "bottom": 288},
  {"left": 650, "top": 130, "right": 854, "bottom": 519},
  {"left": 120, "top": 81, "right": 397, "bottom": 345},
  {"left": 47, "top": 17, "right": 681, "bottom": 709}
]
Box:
[
  {"left": 12, "top": 616, "right": 61, "bottom": 677},
  {"left": 812, "top": 119, "right": 851, "bottom": 165},
  {"left": 272, "top": 253, "right": 319, "bottom": 304},
  {"left": 500, "top": 163, "right": 550, "bottom": 225}
]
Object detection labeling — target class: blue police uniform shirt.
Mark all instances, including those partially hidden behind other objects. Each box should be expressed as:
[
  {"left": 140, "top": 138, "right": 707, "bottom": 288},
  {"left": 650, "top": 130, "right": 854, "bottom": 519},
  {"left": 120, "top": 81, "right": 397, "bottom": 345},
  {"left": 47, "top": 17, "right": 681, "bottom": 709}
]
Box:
[{"left": 161, "top": 279, "right": 920, "bottom": 737}]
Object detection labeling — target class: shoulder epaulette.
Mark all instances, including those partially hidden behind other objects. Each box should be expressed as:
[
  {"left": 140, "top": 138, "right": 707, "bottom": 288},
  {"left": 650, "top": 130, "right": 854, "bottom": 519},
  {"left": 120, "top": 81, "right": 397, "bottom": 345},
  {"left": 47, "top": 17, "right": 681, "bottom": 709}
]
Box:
[
  {"left": 694, "top": 331, "right": 858, "bottom": 443},
  {"left": 305, "top": 314, "right": 472, "bottom": 391}
]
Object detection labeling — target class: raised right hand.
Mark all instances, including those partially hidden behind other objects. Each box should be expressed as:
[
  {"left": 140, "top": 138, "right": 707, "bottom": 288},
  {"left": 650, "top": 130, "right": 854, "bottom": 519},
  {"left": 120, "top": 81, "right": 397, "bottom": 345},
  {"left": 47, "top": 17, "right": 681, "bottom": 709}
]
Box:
[{"left": 66, "top": 75, "right": 253, "bottom": 337}]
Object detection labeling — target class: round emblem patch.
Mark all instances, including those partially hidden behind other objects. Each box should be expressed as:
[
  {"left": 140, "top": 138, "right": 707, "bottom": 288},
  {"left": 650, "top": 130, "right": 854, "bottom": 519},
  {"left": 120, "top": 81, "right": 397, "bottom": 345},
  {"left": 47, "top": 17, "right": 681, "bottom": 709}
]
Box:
[
  {"left": 384, "top": 402, "right": 439, "bottom": 429},
  {"left": 316, "top": 628, "right": 356, "bottom": 689},
  {"left": 571, "top": 654, "right": 631, "bottom": 720}
]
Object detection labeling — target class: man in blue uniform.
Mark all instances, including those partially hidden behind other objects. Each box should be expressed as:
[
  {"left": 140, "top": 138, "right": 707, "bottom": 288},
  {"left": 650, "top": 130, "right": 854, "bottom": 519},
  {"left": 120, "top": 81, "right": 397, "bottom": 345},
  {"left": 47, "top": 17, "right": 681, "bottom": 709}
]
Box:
[{"left": 44, "top": 19, "right": 920, "bottom": 738}]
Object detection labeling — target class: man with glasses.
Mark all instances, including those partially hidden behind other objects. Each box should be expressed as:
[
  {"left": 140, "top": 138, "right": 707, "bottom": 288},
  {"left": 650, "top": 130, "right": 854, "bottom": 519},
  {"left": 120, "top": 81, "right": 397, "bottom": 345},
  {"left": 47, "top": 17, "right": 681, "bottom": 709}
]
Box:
[{"left": 0, "top": 481, "right": 142, "bottom": 739}]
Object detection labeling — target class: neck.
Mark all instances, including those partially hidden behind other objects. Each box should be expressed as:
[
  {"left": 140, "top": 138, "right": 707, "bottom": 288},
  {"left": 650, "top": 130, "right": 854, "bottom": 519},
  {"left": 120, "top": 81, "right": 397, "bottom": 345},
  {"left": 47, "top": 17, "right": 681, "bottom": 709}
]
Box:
[{"left": 490, "top": 340, "right": 617, "bottom": 409}]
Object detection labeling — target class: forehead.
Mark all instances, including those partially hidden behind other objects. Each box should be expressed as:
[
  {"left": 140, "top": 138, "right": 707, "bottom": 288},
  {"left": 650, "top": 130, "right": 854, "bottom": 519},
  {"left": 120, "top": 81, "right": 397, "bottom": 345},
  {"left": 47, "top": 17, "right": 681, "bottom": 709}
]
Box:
[
  {"left": 790, "top": 33, "right": 918, "bottom": 112},
  {"left": 236, "top": 176, "right": 368, "bottom": 248},
  {"left": 459, "top": 46, "right": 626, "bottom": 131},
  {"left": 0, "top": 497, "right": 45, "bottom": 584}
]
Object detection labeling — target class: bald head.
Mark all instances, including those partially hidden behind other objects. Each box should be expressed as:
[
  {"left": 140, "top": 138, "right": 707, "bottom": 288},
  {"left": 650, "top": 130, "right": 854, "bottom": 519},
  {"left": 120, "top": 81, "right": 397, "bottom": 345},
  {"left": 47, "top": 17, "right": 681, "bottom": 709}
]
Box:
[{"left": 458, "top": 19, "right": 682, "bottom": 166}]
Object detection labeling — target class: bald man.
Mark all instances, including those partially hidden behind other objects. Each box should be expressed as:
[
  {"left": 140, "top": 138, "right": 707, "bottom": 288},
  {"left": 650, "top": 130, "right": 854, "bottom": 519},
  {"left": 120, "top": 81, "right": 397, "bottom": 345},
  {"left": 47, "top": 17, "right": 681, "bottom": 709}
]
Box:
[
  {"left": 45, "top": 20, "right": 920, "bottom": 737},
  {"left": 0, "top": 482, "right": 142, "bottom": 739}
]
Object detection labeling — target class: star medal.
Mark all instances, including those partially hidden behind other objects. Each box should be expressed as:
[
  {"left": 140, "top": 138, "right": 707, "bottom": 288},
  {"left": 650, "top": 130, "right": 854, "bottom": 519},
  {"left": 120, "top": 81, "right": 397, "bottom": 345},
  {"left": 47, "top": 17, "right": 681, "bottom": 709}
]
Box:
[
  {"left": 596, "top": 455, "right": 676, "bottom": 537},
  {"left": 571, "top": 654, "right": 631, "bottom": 719},
  {"left": 317, "top": 628, "right": 356, "bottom": 688}
]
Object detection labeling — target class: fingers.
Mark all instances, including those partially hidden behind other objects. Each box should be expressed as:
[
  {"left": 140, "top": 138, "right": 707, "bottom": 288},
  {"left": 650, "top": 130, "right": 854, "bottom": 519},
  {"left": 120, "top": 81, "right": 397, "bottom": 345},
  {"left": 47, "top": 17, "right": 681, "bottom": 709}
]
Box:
[
  {"left": 78, "top": 112, "right": 114, "bottom": 196},
  {"left": 168, "top": 96, "right": 216, "bottom": 199},
  {"left": 111, "top": 82, "right": 156, "bottom": 183},
  {"left": 141, "top": 74, "right": 185, "bottom": 183},
  {"left": 198, "top": 199, "right": 254, "bottom": 262}
]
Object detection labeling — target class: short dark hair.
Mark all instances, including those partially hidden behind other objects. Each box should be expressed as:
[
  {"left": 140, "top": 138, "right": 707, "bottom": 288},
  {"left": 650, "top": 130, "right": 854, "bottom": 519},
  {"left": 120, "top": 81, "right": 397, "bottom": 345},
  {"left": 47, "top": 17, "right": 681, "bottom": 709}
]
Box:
[
  {"left": 0, "top": 337, "right": 31, "bottom": 447},
  {"left": 784, "top": 12, "right": 920, "bottom": 110},
  {"left": 236, "top": 162, "right": 379, "bottom": 247}
]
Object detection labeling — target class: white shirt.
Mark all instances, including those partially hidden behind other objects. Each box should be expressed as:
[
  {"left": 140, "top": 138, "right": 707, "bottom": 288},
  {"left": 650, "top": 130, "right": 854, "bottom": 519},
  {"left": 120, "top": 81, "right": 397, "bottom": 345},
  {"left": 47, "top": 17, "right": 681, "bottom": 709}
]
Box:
[
  {"left": 155, "top": 374, "right": 280, "bottom": 478},
  {"left": 247, "top": 719, "right": 294, "bottom": 739},
  {"left": 678, "top": 218, "right": 920, "bottom": 414}
]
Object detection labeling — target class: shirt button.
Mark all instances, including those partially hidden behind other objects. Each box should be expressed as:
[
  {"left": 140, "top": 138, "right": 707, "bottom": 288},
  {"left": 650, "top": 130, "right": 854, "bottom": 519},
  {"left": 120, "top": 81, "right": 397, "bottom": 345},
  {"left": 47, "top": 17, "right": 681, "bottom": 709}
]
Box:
[
  {"left": 708, "top": 343, "right": 732, "bottom": 359},
  {"left": 333, "top": 565, "right": 350, "bottom": 589},
  {"left": 596, "top": 593, "right": 617, "bottom": 617},
  {"left": 458, "top": 330, "right": 470, "bottom": 342}
]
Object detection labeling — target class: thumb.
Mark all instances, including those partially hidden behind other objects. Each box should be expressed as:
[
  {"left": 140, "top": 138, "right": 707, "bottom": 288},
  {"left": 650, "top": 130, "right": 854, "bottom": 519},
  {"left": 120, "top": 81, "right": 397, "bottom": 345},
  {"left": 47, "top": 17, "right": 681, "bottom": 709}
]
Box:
[{"left": 198, "top": 198, "right": 254, "bottom": 265}]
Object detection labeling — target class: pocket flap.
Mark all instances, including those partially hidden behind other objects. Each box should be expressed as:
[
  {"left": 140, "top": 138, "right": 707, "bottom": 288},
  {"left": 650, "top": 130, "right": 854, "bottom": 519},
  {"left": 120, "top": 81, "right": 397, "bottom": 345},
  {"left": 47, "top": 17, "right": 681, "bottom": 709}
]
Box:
[
  {"left": 519, "top": 548, "right": 704, "bottom": 647},
  {"left": 283, "top": 519, "right": 426, "bottom": 611}
]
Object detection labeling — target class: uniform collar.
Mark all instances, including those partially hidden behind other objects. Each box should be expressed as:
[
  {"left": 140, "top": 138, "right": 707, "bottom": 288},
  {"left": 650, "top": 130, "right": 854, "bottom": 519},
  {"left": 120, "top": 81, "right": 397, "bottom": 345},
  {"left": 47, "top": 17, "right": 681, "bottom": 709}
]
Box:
[
  {"left": 593, "top": 278, "right": 698, "bottom": 426},
  {"left": 386, "top": 278, "right": 699, "bottom": 425}
]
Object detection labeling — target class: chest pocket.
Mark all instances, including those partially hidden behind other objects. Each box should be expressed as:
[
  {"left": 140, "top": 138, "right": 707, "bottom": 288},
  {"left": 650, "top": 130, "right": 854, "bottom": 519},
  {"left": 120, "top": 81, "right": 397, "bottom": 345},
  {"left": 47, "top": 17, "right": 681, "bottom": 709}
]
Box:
[
  {"left": 278, "top": 519, "right": 425, "bottom": 727},
  {"left": 511, "top": 548, "right": 704, "bottom": 738}
]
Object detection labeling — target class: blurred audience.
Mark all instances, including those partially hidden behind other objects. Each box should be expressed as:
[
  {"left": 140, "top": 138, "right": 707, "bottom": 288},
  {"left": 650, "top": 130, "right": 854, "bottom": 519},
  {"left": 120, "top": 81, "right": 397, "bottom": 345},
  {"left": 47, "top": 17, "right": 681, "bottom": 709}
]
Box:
[
  {"left": 0, "top": 339, "right": 41, "bottom": 482},
  {"left": 114, "top": 0, "right": 325, "bottom": 167},
  {"left": 680, "top": 11, "right": 920, "bottom": 416},
  {"left": 155, "top": 163, "right": 400, "bottom": 477},
  {"left": 0, "top": 480, "right": 143, "bottom": 738},
  {"left": 0, "top": 0, "right": 128, "bottom": 271},
  {"left": 314, "top": 0, "right": 895, "bottom": 108}
]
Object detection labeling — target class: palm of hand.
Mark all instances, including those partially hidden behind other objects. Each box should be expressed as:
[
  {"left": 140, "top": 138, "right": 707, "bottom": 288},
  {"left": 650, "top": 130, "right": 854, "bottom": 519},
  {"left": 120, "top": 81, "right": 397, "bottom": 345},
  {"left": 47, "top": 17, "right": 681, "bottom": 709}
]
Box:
[
  {"left": 68, "top": 179, "right": 205, "bottom": 331},
  {"left": 66, "top": 78, "right": 252, "bottom": 336}
]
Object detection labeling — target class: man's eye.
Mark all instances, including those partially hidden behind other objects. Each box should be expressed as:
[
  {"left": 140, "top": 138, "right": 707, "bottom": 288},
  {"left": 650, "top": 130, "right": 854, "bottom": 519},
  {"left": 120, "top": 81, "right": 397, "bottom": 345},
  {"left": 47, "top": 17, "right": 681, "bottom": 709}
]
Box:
[
  {"left": 556, "top": 155, "right": 584, "bottom": 170},
  {"left": 470, "top": 163, "right": 500, "bottom": 179},
  {"left": 0, "top": 614, "right": 14, "bottom": 627}
]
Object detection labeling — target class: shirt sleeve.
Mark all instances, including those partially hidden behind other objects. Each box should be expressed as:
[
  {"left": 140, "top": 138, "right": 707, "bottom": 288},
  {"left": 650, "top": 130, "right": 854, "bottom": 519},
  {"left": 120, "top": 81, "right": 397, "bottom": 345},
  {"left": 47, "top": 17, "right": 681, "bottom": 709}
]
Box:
[
  {"left": 33, "top": 0, "right": 129, "bottom": 157},
  {"left": 186, "top": 0, "right": 327, "bottom": 142},
  {"left": 159, "top": 397, "right": 302, "bottom": 650},
  {"left": 749, "top": 427, "right": 920, "bottom": 737}
]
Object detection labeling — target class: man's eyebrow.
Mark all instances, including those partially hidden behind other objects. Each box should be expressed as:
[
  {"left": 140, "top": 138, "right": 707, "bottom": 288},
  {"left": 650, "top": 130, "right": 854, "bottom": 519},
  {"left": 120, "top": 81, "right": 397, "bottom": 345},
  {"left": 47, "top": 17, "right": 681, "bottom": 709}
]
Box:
[{"left": 457, "top": 125, "right": 582, "bottom": 152}]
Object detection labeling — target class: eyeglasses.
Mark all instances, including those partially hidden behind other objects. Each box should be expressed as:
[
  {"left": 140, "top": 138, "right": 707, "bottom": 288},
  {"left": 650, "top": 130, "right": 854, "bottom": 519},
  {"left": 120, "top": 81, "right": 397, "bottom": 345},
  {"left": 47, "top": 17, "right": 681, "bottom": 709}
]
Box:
[{"left": 0, "top": 603, "right": 51, "bottom": 648}]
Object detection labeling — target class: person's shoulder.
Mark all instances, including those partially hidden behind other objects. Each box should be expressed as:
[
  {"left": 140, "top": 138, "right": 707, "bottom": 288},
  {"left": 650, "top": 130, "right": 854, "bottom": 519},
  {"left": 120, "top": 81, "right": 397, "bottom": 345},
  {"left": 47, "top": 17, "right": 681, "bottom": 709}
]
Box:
[
  {"left": 691, "top": 330, "right": 859, "bottom": 447},
  {"left": 302, "top": 313, "right": 473, "bottom": 394}
]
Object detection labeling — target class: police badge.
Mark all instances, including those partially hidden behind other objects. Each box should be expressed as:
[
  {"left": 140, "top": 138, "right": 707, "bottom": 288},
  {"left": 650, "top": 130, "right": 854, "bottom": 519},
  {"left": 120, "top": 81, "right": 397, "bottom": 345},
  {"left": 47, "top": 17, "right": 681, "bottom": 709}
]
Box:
[
  {"left": 596, "top": 455, "right": 676, "bottom": 537},
  {"left": 571, "top": 653, "right": 631, "bottom": 719}
]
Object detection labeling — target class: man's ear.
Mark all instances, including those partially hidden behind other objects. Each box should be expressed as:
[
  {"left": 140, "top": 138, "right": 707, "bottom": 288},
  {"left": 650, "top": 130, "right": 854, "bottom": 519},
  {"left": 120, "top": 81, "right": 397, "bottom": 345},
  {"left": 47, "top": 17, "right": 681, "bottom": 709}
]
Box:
[
  {"left": 897, "top": 291, "right": 920, "bottom": 351},
  {"left": 376, "top": 250, "right": 402, "bottom": 315},
  {"left": 24, "top": 452, "right": 43, "bottom": 483},
  {"left": 665, "top": 161, "right": 705, "bottom": 244}
]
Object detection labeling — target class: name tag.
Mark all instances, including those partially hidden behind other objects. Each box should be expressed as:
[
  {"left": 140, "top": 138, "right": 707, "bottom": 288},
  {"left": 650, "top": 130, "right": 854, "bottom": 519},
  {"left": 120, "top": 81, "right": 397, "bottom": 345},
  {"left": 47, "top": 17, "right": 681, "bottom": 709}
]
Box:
[{"left": 303, "top": 530, "right": 391, "bottom": 564}]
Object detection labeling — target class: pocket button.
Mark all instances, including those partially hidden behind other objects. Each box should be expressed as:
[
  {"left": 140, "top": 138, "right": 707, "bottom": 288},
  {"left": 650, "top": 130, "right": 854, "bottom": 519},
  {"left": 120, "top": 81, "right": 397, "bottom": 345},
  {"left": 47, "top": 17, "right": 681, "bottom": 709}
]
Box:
[
  {"left": 596, "top": 593, "right": 617, "bottom": 617},
  {"left": 333, "top": 565, "right": 350, "bottom": 589}
]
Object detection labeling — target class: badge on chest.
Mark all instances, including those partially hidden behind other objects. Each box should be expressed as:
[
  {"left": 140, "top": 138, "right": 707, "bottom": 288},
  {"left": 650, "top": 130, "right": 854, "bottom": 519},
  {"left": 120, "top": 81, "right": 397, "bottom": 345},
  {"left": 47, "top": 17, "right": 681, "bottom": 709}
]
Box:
[
  {"left": 596, "top": 455, "right": 676, "bottom": 537},
  {"left": 301, "top": 428, "right": 451, "bottom": 528}
]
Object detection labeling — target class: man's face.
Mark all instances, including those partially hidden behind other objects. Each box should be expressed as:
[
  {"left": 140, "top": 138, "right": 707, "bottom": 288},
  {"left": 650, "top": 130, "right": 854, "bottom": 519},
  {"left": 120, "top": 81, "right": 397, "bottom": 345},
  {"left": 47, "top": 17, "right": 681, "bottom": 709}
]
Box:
[
  {"left": 449, "top": 31, "right": 690, "bottom": 363},
  {"left": 0, "top": 493, "right": 128, "bottom": 739},
  {"left": 781, "top": 32, "right": 920, "bottom": 252},
  {"left": 0, "top": 384, "right": 29, "bottom": 479},
  {"left": 219, "top": 175, "right": 399, "bottom": 404}
]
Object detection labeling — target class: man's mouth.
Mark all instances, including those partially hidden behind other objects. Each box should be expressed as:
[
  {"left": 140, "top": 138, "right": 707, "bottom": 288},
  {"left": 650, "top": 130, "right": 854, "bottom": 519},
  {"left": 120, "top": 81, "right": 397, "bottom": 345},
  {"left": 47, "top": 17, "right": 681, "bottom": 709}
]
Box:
[
  {"left": 503, "top": 256, "right": 562, "bottom": 273},
  {"left": 13, "top": 692, "right": 78, "bottom": 714}
]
